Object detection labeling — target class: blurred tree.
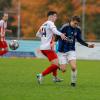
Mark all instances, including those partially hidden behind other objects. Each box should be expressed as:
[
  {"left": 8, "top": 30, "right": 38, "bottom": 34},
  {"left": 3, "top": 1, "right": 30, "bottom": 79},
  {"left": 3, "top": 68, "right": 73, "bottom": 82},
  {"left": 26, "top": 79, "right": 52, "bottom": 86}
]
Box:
[
  {"left": 20, "top": 0, "right": 48, "bottom": 38},
  {"left": 0, "top": 0, "right": 12, "bottom": 10},
  {"left": 10, "top": 0, "right": 100, "bottom": 41}
]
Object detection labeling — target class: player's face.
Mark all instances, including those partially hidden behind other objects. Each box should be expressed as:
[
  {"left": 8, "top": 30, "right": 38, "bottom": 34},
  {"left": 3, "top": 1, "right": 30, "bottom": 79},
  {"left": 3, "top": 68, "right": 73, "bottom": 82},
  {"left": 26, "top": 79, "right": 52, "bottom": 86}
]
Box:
[
  {"left": 3, "top": 14, "right": 8, "bottom": 21},
  {"left": 52, "top": 14, "right": 57, "bottom": 22},
  {"left": 70, "top": 20, "right": 79, "bottom": 28}
]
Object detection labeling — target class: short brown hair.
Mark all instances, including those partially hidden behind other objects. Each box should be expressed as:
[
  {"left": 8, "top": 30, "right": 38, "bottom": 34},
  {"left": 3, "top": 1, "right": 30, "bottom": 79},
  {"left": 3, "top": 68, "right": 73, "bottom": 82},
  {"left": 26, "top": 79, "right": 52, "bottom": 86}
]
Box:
[{"left": 70, "top": 16, "right": 81, "bottom": 22}]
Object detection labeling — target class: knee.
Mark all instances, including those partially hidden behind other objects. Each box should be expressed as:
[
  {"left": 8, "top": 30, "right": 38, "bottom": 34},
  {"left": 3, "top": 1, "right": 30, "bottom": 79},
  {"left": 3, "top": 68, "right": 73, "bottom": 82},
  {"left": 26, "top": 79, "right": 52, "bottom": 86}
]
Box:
[
  {"left": 71, "top": 63, "right": 77, "bottom": 71},
  {"left": 61, "top": 68, "right": 66, "bottom": 72},
  {"left": 52, "top": 62, "right": 59, "bottom": 66},
  {"left": 51, "top": 59, "right": 59, "bottom": 66},
  {"left": 60, "top": 65, "right": 66, "bottom": 72},
  {"left": 72, "top": 67, "right": 77, "bottom": 72}
]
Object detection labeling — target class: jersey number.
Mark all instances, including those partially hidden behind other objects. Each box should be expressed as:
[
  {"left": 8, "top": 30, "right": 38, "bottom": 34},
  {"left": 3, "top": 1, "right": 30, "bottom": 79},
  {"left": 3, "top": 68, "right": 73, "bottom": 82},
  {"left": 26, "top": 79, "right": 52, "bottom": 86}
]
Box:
[{"left": 41, "top": 27, "right": 46, "bottom": 37}]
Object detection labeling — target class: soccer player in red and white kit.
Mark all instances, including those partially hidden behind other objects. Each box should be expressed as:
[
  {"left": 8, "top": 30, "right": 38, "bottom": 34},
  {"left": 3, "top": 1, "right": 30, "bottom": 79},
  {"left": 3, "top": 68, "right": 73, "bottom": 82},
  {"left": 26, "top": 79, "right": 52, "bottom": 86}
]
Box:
[
  {"left": 0, "top": 13, "right": 12, "bottom": 56},
  {"left": 36, "top": 11, "right": 67, "bottom": 84}
]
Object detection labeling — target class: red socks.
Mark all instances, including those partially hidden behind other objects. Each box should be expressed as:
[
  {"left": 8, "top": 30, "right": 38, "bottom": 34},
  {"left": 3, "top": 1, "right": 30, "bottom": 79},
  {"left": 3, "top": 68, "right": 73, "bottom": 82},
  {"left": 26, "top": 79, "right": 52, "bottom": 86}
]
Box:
[
  {"left": 52, "top": 69, "right": 57, "bottom": 77},
  {"left": 42, "top": 64, "right": 59, "bottom": 76}
]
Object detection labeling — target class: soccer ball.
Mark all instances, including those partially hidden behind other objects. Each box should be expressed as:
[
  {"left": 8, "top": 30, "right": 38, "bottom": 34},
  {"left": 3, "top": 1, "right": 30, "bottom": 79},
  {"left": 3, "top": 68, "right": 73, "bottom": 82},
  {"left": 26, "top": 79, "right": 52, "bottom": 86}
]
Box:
[{"left": 9, "top": 40, "right": 19, "bottom": 50}]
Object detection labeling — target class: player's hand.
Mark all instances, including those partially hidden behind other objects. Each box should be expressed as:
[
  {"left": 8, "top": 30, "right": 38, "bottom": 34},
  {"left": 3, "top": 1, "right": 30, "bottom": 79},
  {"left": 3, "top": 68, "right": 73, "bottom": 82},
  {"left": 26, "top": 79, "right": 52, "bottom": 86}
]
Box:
[
  {"left": 60, "top": 33, "right": 67, "bottom": 40},
  {"left": 88, "top": 44, "right": 95, "bottom": 48}
]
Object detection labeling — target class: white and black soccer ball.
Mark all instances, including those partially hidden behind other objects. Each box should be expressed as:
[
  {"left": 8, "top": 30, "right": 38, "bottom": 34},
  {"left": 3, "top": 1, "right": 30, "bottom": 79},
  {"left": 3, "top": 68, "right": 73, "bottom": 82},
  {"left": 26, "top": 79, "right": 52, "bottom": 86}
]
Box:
[{"left": 9, "top": 40, "right": 19, "bottom": 50}]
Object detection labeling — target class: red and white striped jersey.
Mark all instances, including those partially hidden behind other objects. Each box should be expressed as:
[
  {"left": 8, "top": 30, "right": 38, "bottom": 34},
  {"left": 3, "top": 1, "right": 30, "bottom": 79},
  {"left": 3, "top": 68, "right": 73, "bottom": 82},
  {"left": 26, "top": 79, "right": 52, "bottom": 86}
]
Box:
[
  {"left": 36, "top": 20, "right": 62, "bottom": 50},
  {"left": 0, "top": 20, "right": 7, "bottom": 41}
]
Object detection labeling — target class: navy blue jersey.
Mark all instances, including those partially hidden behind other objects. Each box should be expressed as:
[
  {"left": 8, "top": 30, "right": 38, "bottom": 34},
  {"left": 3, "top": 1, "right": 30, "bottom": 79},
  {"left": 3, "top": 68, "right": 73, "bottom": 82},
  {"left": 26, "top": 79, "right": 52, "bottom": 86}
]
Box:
[{"left": 57, "top": 24, "right": 88, "bottom": 52}]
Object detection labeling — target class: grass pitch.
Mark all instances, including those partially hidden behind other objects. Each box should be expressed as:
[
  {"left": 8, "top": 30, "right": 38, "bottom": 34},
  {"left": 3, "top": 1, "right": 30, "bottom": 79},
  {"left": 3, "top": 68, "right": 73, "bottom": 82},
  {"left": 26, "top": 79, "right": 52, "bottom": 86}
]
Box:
[{"left": 0, "top": 58, "right": 100, "bottom": 100}]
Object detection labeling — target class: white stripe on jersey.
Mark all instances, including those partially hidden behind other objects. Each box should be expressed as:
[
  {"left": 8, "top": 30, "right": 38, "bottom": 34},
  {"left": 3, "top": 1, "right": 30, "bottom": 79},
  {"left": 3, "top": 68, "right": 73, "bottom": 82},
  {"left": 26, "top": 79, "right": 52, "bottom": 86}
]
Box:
[
  {"left": 36, "top": 20, "right": 62, "bottom": 50},
  {"left": 0, "top": 20, "right": 7, "bottom": 41}
]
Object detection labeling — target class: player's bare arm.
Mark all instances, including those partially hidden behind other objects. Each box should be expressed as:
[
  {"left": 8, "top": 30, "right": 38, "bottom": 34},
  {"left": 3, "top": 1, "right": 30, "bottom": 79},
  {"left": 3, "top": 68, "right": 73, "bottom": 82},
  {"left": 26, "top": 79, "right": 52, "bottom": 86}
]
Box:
[{"left": 6, "top": 29, "right": 12, "bottom": 33}]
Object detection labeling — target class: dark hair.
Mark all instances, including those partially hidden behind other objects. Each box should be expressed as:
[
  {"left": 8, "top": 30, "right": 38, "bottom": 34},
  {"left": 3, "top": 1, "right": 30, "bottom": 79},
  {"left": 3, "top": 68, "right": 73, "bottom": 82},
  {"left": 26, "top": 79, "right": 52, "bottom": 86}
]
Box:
[
  {"left": 0, "top": 13, "right": 3, "bottom": 19},
  {"left": 70, "top": 16, "right": 81, "bottom": 22},
  {"left": 0, "top": 12, "right": 8, "bottom": 19},
  {"left": 47, "top": 11, "right": 57, "bottom": 17}
]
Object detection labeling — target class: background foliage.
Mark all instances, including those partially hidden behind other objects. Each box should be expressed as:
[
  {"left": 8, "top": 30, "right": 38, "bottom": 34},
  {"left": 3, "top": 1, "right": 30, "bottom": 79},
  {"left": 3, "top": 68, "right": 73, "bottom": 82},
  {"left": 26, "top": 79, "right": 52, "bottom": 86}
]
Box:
[{"left": 0, "top": 0, "right": 100, "bottom": 41}]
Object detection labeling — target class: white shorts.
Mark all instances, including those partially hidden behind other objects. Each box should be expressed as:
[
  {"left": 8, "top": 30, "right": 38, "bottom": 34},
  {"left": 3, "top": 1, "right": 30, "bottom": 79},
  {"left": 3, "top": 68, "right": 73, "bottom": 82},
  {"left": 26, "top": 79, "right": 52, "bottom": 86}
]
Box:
[{"left": 58, "top": 51, "right": 76, "bottom": 64}]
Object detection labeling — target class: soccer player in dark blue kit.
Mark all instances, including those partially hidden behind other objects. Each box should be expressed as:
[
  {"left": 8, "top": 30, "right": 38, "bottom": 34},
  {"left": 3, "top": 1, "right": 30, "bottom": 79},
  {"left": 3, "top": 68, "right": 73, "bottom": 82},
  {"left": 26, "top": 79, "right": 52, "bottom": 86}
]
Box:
[{"left": 56, "top": 16, "right": 94, "bottom": 87}]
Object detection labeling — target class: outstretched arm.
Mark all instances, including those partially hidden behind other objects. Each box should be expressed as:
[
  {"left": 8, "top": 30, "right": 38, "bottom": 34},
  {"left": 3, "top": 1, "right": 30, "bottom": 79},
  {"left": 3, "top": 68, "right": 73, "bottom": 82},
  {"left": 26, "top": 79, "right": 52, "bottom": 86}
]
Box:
[
  {"left": 76, "top": 29, "right": 94, "bottom": 48},
  {"left": 6, "top": 29, "right": 12, "bottom": 33},
  {"left": 77, "top": 37, "right": 94, "bottom": 48},
  {"left": 49, "top": 22, "right": 67, "bottom": 40}
]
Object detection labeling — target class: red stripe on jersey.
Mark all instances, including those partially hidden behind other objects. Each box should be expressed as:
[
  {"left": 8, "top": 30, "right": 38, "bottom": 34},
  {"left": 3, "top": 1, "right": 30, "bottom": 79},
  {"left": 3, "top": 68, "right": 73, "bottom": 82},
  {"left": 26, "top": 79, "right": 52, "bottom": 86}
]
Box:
[
  {"left": 50, "top": 35, "right": 55, "bottom": 50},
  {"left": 0, "top": 22, "right": 5, "bottom": 41},
  {"left": 0, "top": 27, "right": 1, "bottom": 41}
]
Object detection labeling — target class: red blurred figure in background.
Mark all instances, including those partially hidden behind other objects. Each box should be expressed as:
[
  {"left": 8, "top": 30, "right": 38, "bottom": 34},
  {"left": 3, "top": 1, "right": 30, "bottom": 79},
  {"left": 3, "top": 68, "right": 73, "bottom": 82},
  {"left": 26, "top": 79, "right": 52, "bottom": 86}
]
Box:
[{"left": 0, "top": 13, "right": 12, "bottom": 56}]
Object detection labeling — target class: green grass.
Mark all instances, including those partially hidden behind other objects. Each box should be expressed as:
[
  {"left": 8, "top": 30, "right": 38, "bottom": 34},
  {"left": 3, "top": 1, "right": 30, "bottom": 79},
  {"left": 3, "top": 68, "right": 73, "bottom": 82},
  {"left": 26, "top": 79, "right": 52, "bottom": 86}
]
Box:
[{"left": 0, "top": 58, "right": 100, "bottom": 100}]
